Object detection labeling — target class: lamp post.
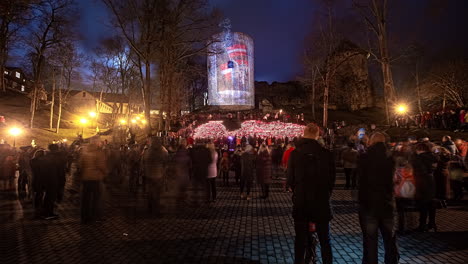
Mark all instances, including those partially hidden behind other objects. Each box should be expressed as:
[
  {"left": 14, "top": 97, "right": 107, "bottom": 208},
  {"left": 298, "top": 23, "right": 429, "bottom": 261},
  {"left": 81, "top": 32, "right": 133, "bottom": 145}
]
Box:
[
  {"left": 79, "top": 118, "right": 88, "bottom": 137},
  {"left": 8, "top": 127, "right": 22, "bottom": 147}
]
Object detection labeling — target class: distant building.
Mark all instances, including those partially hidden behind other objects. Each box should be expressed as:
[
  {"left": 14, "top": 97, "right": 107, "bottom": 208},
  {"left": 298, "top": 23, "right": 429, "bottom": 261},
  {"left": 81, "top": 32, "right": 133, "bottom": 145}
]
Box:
[
  {"left": 3, "top": 67, "right": 32, "bottom": 93},
  {"left": 68, "top": 90, "right": 140, "bottom": 115}
]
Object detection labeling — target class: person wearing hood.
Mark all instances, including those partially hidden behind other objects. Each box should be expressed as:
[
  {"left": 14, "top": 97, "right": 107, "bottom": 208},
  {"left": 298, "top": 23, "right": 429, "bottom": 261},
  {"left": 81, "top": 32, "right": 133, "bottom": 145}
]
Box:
[
  {"left": 144, "top": 137, "right": 169, "bottom": 215},
  {"left": 358, "top": 132, "right": 399, "bottom": 264},
  {"left": 287, "top": 123, "right": 335, "bottom": 264},
  {"left": 441, "top": 136, "right": 457, "bottom": 155},
  {"left": 79, "top": 137, "right": 108, "bottom": 224},
  {"left": 411, "top": 143, "right": 438, "bottom": 231},
  {"left": 241, "top": 144, "right": 256, "bottom": 200}
]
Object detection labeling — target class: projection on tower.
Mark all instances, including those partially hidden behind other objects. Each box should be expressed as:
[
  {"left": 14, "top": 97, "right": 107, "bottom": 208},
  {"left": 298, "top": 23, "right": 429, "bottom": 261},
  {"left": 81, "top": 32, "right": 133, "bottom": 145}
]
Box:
[{"left": 208, "top": 31, "right": 254, "bottom": 109}]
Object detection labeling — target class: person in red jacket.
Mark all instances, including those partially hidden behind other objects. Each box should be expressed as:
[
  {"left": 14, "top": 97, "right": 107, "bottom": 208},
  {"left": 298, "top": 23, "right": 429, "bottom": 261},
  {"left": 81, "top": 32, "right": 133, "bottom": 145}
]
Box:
[
  {"left": 282, "top": 143, "right": 295, "bottom": 169},
  {"left": 455, "top": 139, "right": 468, "bottom": 164}
]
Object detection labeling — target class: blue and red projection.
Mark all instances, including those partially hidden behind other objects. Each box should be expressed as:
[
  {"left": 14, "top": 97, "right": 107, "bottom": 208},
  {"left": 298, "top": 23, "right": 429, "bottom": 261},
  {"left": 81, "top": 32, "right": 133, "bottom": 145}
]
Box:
[{"left": 208, "top": 32, "right": 254, "bottom": 110}]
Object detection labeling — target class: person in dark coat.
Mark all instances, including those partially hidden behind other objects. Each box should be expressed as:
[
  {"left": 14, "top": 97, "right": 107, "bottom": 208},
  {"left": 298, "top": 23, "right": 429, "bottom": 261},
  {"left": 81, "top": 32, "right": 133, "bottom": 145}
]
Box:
[
  {"left": 174, "top": 141, "right": 191, "bottom": 205},
  {"left": 40, "top": 144, "right": 67, "bottom": 219},
  {"left": 411, "top": 143, "right": 438, "bottom": 231},
  {"left": 231, "top": 146, "right": 243, "bottom": 184},
  {"left": 144, "top": 137, "right": 168, "bottom": 215},
  {"left": 31, "top": 149, "right": 46, "bottom": 218},
  {"left": 240, "top": 144, "right": 256, "bottom": 200},
  {"left": 358, "top": 132, "right": 399, "bottom": 264},
  {"left": 287, "top": 123, "right": 335, "bottom": 264},
  {"left": 434, "top": 147, "right": 451, "bottom": 202},
  {"left": 256, "top": 144, "right": 272, "bottom": 199},
  {"left": 190, "top": 140, "right": 212, "bottom": 205},
  {"left": 442, "top": 135, "right": 457, "bottom": 155}
]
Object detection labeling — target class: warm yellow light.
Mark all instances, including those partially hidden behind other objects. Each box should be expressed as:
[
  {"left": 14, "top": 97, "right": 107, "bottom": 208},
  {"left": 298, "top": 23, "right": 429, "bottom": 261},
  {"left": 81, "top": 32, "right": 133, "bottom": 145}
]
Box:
[
  {"left": 62, "top": 139, "right": 67, "bottom": 142},
  {"left": 135, "top": 116, "right": 141, "bottom": 120},
  {"left": 9, "top": 127, "right": 22, "bottom": 137},
  {"left": 120, "top": 119, "right": 126, "bottom": 124},
  {"left": 80, "top": 118, "right": 88, "bottom": 124},
  {"left": 89, "top": 111, "right": 97, "bottom": 118},
  {"left": 141, "top": 119, "right": 147, "bottom": 124},
  {"left": 396, "top": 104, "right": 408, "bottom": 114},
  {"left": 131, "top": 119, "right": 137, "bottom": 124}
]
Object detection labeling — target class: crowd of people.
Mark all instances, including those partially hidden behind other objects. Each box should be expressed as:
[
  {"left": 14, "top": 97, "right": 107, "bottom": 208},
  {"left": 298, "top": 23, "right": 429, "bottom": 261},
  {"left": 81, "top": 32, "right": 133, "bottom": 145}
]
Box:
[
  {"left": 396, "top": 108, "right": 468, "bottom": 131},
  {"left": 1, "top": 121, "right": 467, "bottom": 264}
]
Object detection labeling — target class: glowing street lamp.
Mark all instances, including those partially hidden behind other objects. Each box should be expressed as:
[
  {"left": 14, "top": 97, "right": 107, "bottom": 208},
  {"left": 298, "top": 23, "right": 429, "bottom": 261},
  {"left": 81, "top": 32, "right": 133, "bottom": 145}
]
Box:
[
  {"left": 131, "top": 119, "right": 137, "bottom": 124},
  {"left": 79, "top": 118, "right": 88, "bottom": 136},
  {"left": 89, "top": 111, "right": 97, "bottom": 118},
  {"left": 120, "top": 119, "right": 127, "bottom": 125},
  {"left": 141, "top": 119, "right": 147, "bottom": 125},
  {"left": 8, "top": 127, "right": 22, "bottom": 147},
  {"left": 396, "top": 104, "right": 408, "bottom": 115}
]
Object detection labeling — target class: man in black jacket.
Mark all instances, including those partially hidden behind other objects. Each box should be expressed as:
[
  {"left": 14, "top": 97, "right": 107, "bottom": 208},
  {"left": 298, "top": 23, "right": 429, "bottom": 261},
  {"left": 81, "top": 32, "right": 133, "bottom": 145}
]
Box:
[
  {"left": 287, "top": 123, "right": 335, "bottom": 264},
  {"left": 41, "top": 144, "right": 67, "bottom": 219},
  {"left": 358, "top": 132, "right": 399, "bottom": 264},
  {"left": 190, "top": 140, "right": 212, "bottom": 205}
]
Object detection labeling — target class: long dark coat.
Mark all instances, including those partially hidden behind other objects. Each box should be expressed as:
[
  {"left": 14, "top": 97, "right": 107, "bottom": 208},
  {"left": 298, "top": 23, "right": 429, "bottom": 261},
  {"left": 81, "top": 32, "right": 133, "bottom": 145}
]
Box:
[
  {"left": 256, "top": 150, "right": 272, "bottom": 184},
  {"left": 411, "top": 152, "right": 437, "bottom": 202},
  {"left": 287, "top": 138, "right": 336, "bottom": 222}
]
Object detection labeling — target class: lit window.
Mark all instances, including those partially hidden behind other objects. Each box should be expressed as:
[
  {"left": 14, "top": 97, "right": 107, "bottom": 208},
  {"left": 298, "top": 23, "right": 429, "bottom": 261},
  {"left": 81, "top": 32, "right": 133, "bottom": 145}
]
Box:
[
  {"left": 15, "top": 72, "right": 20, "bottom": 78},
  {"left": 21, "top": 85, "right": 25, "bottom": 92}
]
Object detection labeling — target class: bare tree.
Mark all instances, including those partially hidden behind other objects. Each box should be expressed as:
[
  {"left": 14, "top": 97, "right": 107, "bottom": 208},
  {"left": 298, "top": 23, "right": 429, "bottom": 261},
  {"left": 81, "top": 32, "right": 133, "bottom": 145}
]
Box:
[
  {"left": 26, "top": 0, "right": 77, "bottom": 128},
  {"left": 353, "top": 0, "right": 397, "bottom": 124},
  {"left": 0, "top": 0, "right": 32, "bottom": 92}
]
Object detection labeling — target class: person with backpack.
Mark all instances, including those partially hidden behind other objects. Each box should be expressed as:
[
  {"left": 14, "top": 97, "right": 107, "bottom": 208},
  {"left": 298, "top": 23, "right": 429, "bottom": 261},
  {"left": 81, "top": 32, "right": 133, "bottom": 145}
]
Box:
[
  {"left": 358, "top": 132, "right": 399, "bottom": 264},
  {"left": 287, "top": 123, "right": 335, "bottom": 264}
]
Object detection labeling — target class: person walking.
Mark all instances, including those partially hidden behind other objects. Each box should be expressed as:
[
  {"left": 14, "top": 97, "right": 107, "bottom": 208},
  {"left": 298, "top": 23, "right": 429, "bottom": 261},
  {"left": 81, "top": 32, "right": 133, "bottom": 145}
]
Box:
[
  {"left": 190, "top": 140, "right": 212, "bottom": 206},
  {"left": 30, "top": 149, "right": 46, "bottom": 218},
  {"left": 256, "top": 144, "right": 272, "bottom": 199},
  {"left": 220, "top": 152, "right": 230, "bottom": 186},
  {"left": 144, "top": 137, "right": 168, "bottom": 216},
  {"left": 341, "top": 142, "right": 359, "bottom": 189},
  {"left": 231, "top": 146, "right": 243, "bottom": 184},
  {"left": 287, "top": 123, "right": 336, "bottom": 264},
  {"left": 174, "top": 140, "right": 191, "bottom": 205},
  {"left": 206, "top": 143, "right": 218, "bottom": 202},
  {"left": 40, "top": 144, "right": 67, "bottom": 220},
  {"left": 411, "top": 143, "right": 438, "bottom": 231},
  {"left": 241, "top": 145, "right": 256, "bottom": 200},
  {"left": 79, "top": 137, "right": 108, "bottom": 224},
  {"left": 358, "top": 132, "right": 399, "bottom": 264}
]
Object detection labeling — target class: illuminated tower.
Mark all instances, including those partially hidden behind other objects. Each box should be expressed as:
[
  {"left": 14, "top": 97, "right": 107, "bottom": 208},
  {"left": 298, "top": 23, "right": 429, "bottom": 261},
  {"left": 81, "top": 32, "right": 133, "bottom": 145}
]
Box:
[{"left": 208, "top": 31, "right": 254, "bottom": 110}]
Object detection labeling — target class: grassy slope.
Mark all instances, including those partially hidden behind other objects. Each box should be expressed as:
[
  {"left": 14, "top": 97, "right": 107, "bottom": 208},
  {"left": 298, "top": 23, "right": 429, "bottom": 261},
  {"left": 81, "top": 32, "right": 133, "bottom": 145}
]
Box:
[{"left": 0, "top": 91, "right": 101, "bottom": 147}]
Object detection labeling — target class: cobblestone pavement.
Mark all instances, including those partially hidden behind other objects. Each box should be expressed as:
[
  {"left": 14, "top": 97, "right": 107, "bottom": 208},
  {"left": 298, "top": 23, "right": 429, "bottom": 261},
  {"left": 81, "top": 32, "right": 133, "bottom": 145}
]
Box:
[{"left": 1, "top": 170, "right": 467, "bottom": 264}]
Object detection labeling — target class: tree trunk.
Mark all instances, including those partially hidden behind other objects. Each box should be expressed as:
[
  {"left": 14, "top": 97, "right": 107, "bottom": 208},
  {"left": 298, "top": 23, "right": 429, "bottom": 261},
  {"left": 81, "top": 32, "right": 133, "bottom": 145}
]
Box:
[
  {"left": 311, "top": 68, "right": 316, "bottom": 120},
  {"left": 323, "top": 70, "right": 330, "bottom": 128},
  {"left": 56, "top": 86, "right": 62, "bottom": 133},
  {"left": 144, "top": 60, "right": 152, "bottom": 136},
  {"left": 49, "top": 70, "right": 55, "bottom": 130},
  {"left": 416, "top": 63, "right": 422, "bottom": 115}
]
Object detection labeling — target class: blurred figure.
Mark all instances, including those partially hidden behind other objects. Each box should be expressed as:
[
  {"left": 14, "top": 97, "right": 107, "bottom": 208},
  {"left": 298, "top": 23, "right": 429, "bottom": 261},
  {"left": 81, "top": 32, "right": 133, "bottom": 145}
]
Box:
[
  {"left": 79, "top": 137, "right": 108, "bottom": 224},
  {"left": 0, "top": 144, "right": 16, "bottom": 190},
  {"left": 220, "top": 152, "right": 230, "bottom": 186},
  {"left": 358, "top": 132, "right": 399, "bottom": 264},
  {"left": 190, "top": 140, "right": 211, "bottom": 206},
  {"left": 442, "top": 136, "right": 457, "bottom": 155},
  {"left": 231, "top": 146, "right": 243, "bottom": 184},
  {"left": 411, "top": 143, "right": 438, "bottom": 231},
  {"left": 144, "top": 137, "right": 168, "bottom": 216},
  {"left": 256, "top": 144, "right": 272, "bottom": 199},
  {"left": 30, "top": 149, "right": 46, "bottom": 218},
  {"left": 434, "top": 147, "right": 451, "bottom": 203},
  {"left": 174, "top": 140, "right": 191, "bottom": 205},
  {"left": 241, "top": 145, "right": 256, "bottom": 200},
  {"left": 341, "top": 142, "right": 358, "bottom": 189},
  {"left": 455, "top": 139, "right": 468, "bottom": 165},
  {"left": 287, "top": 123, "right": 335, "bottom": 264},
  {"left": 206, "top": 143, "right": 218, "bottom": 202}
]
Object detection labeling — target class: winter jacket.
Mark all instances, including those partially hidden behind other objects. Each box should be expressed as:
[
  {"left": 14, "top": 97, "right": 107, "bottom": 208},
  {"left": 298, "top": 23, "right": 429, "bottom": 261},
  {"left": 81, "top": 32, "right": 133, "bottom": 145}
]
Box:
[
  {"left": 241, "top": 151, "right": 256, "bottom": 180},
  {"left": 144, "top": 145, "right": 169, "bottom": 181},
  {"left": 41, "top": 151, "right": 67, "bottom": 191},
  {"left": 281, "top": 147, "right": 295, "bottom": 169},
  {"left": 457, "top": 142, "right": 468, "bottom": 157},
  {"left": 287, "top": 138, "right": 336, "bottom": 222},
  {"left": 256, "top": 150, "right": 272, "bottom": 184},
  {"left": 341, "top": 147, "right": 358, "bottom": 169},
  {"left": 207, "top": 151, "right": 218, "bottom": 178},
  {"left": 174, "top": 148, "right": 191, "bottom": 185},
  {"left": 411, "top": 152, "right": 437, "bottom": 202},
  {"left": 442, "top": 140, "right": 458, "bottom": 155},
  {"left": 358, "top": 142, "right": 395, "bottom": 218},
  {"left": 79, "top": 144, "right": 108, "bottom": 181},
  {"left": 190, "top": 145, "right": 212, "bottom": 182}
]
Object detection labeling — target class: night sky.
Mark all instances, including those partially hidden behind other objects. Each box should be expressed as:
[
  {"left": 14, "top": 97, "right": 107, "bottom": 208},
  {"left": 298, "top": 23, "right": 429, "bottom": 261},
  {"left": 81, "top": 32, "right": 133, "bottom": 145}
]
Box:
[
  {"left": 76, "top": 0, "right": 468, "bottom": 84},
  {"left": 77, "top": 0, "right": 316, "bottom": 83}
]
